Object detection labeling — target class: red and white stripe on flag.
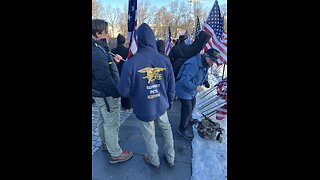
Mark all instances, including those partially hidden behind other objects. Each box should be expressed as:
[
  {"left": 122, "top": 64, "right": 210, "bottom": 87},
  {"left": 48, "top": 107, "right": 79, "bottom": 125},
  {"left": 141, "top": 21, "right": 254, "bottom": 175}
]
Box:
[
  {"left": 165, "top": 42, "right": 173, "bottom": 56},
  {"left": 127, "top": 31, "right": 137, "bottom": 59},
  {"left": 215, "top": 79, "right": 227, "bottom": 120},
  {"left": 221, "top": 32, "right": 227, "bottom": 45},
  {"left": 202, "top": 0, "right": 227, "bottom": 66},
  {"left": 165, "top": 26, "right": 173, "bottom": 56},
  {"left": 203, "top": 23, "right": 227, "bottom": 65},
  {"left": 216, "top": 104, "right": 227, "bottom": 120},
  {"left": 127, "top": 0, "right": 138, "bottom": 59}
]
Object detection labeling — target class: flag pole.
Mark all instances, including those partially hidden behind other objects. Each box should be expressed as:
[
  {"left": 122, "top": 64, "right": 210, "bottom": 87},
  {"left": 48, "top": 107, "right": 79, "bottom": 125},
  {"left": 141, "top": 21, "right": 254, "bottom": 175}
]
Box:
[{"left": 221, "top": 64, "right": 226, "bottom": 80}]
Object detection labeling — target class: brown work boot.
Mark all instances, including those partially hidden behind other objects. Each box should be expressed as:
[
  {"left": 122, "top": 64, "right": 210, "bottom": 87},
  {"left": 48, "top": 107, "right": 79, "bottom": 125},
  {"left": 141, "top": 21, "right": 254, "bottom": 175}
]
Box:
[
  {"left": 143, "top": 153, "right": 160, "bottom": 168},
  {"left": 109, "top": 150, "right": 133, "bottom": 164}
]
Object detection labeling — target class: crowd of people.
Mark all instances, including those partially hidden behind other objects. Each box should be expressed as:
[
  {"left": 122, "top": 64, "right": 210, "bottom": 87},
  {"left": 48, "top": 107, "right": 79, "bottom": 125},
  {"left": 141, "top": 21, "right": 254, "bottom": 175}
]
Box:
[{"left": 92, "top": 19, "right": 220, "bottom": 167}]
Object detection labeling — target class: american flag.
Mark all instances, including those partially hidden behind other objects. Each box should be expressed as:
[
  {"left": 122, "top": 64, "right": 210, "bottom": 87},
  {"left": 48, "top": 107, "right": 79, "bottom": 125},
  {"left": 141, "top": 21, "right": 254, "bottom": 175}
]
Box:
[
  {"left": 216, "top": 104, "right": 227, "bottom": 120},
  {"left": 127, "top": 0, "right": 138, "bottom": 59},
  {"left": 195, "top": 15, "right": 201, "bottom": 37},
  {"left": 215, "top": 79, "right": 227, "bottom": 120},
  {"left": 165, "top": 26, "right": 173, "bottom": 55},
  {"left": 203, "top": 0, "right": 227, "bottom": 65}
]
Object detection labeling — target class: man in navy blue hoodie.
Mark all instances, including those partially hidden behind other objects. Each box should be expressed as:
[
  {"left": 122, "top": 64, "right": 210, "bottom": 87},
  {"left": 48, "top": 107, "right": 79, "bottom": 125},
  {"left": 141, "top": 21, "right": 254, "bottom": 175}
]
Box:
[{"left": 118, "top": 23, "right": 175, "bottom": 168}]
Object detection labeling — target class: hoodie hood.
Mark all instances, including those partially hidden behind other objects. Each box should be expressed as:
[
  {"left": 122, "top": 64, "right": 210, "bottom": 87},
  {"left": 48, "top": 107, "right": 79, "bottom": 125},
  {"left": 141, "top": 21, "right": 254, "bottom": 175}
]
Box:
[{"left": 137, "top": 23, "right": 157, "bottom": 50}]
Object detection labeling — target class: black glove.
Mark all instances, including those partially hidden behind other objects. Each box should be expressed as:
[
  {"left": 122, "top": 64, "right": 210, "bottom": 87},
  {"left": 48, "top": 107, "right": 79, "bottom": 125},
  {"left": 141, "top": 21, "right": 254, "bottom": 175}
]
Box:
[{"left": 203, "top": 80, "right": 210, "bottom": 88}]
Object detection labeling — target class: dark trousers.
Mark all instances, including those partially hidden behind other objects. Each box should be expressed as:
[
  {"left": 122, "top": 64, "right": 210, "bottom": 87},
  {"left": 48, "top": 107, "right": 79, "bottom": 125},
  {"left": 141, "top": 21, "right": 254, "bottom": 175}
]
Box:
[
  {"left": 179, "top": 97, "right": 196, "bottom": 132},
  {"left": 121, "top": 96, "right": 131, "bottom": 110}
]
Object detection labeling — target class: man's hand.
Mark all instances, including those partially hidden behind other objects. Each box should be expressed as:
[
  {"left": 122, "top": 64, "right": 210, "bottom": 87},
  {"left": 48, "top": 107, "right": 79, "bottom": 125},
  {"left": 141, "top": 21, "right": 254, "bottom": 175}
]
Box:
[
  {"left": 196, "top": 85, "right": 204, "bottom": 92},
  {"left": 114, "top": 54, "right": 123, "bottom": 63}
]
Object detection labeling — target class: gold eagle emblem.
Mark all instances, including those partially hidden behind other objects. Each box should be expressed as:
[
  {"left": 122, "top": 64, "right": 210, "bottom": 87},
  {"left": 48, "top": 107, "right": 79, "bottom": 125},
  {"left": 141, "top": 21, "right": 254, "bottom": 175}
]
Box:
[{"left": 138, "top": 67, "right": 166, "bottom": 83}]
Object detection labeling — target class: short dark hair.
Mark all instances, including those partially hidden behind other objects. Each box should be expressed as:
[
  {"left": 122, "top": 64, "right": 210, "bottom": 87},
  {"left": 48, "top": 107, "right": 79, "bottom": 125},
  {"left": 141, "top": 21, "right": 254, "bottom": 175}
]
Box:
[{"left": 92, "top": 19, "right": 108, "bottom": 38}]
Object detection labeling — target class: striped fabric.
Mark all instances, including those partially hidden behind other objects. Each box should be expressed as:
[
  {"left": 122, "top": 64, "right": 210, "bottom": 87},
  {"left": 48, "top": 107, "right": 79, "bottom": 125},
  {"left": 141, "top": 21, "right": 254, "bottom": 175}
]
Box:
[
  {"left": 203, "top": 0, "right": 227, "bottom": 65},
  {"left": 165, "top": 26, "right": 173, "bottom": 56},
  {"left": 127, "top": 0, "right": 138, "bottom": 59},
  {"left": 215, "top": 79, "right": 227, "bottom": 120}
]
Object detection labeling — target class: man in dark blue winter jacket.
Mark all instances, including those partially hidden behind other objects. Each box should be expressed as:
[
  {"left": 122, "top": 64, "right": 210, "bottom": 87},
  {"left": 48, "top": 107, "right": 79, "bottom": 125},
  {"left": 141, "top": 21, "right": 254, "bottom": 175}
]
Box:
[
  {"left": 118, "top": 23, "right": 175, "bottom": 168},
  {"left": 175, "top": 48, "right": 220, "bottom": 140},
  {"left": 92, "top": 19, "right": 133, "bottom": 164},
  {"left": 111, "top": 33, "right": 131, "bottom": 111},
  {"left": 168, "top": 34, "right": 190, "bottom": 63}
]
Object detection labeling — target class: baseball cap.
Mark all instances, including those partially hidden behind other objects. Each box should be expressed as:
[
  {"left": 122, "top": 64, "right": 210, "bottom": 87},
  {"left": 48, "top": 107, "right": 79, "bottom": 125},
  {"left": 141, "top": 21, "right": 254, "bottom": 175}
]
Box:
[{"left": 206, "top": 48, "right": 220, "bottom": 61}]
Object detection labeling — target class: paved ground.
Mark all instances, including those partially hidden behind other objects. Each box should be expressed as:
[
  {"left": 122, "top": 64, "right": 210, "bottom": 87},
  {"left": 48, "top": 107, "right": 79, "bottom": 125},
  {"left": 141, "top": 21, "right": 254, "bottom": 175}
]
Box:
[
  {"left": 92, "top": 105, "right": 133, "bottom": 156},
  {"left": 92, "top": 100, "right": 193, "bottom": 180}
]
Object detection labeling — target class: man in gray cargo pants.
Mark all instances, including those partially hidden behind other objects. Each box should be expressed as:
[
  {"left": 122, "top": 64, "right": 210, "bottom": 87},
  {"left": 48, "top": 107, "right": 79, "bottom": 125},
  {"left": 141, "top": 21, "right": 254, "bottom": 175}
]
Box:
[{"left": 139, "top": 112, "right": 175, "bottom": 168}]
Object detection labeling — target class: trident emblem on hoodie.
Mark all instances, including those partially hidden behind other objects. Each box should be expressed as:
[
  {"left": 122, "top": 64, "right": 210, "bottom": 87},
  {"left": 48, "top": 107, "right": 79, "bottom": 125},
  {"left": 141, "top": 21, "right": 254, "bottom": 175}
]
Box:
[{"left": 138, "top": 67, "right": 166, "bottom": 84}]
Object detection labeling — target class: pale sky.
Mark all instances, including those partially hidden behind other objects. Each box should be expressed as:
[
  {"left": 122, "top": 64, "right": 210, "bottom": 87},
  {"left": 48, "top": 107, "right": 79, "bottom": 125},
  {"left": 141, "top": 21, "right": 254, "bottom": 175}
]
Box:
[{"left": 100, "top": 0, "right": 227, "bottom": 10}]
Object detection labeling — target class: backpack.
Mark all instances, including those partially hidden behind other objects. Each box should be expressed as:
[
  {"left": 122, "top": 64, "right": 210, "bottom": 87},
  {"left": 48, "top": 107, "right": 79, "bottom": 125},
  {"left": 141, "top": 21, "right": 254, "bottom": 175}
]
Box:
[{"left": 194, "top": 114, "right": 224, "bottom": 143}]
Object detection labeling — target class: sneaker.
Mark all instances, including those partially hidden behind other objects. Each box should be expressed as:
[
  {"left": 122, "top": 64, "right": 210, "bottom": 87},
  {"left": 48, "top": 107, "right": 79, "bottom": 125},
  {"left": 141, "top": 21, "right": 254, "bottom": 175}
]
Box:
[
  {"left": 109, "top": 150, "right": 133, "bottom": 164},
  {"left": 164, "top": 154, "right": 174, "bottom": 167},
  {"left": 143, "top": 153, "right": 160, "bottom": 168},
  {"left": 178, "top": 129, "right": 194, "bottom": 140}
]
